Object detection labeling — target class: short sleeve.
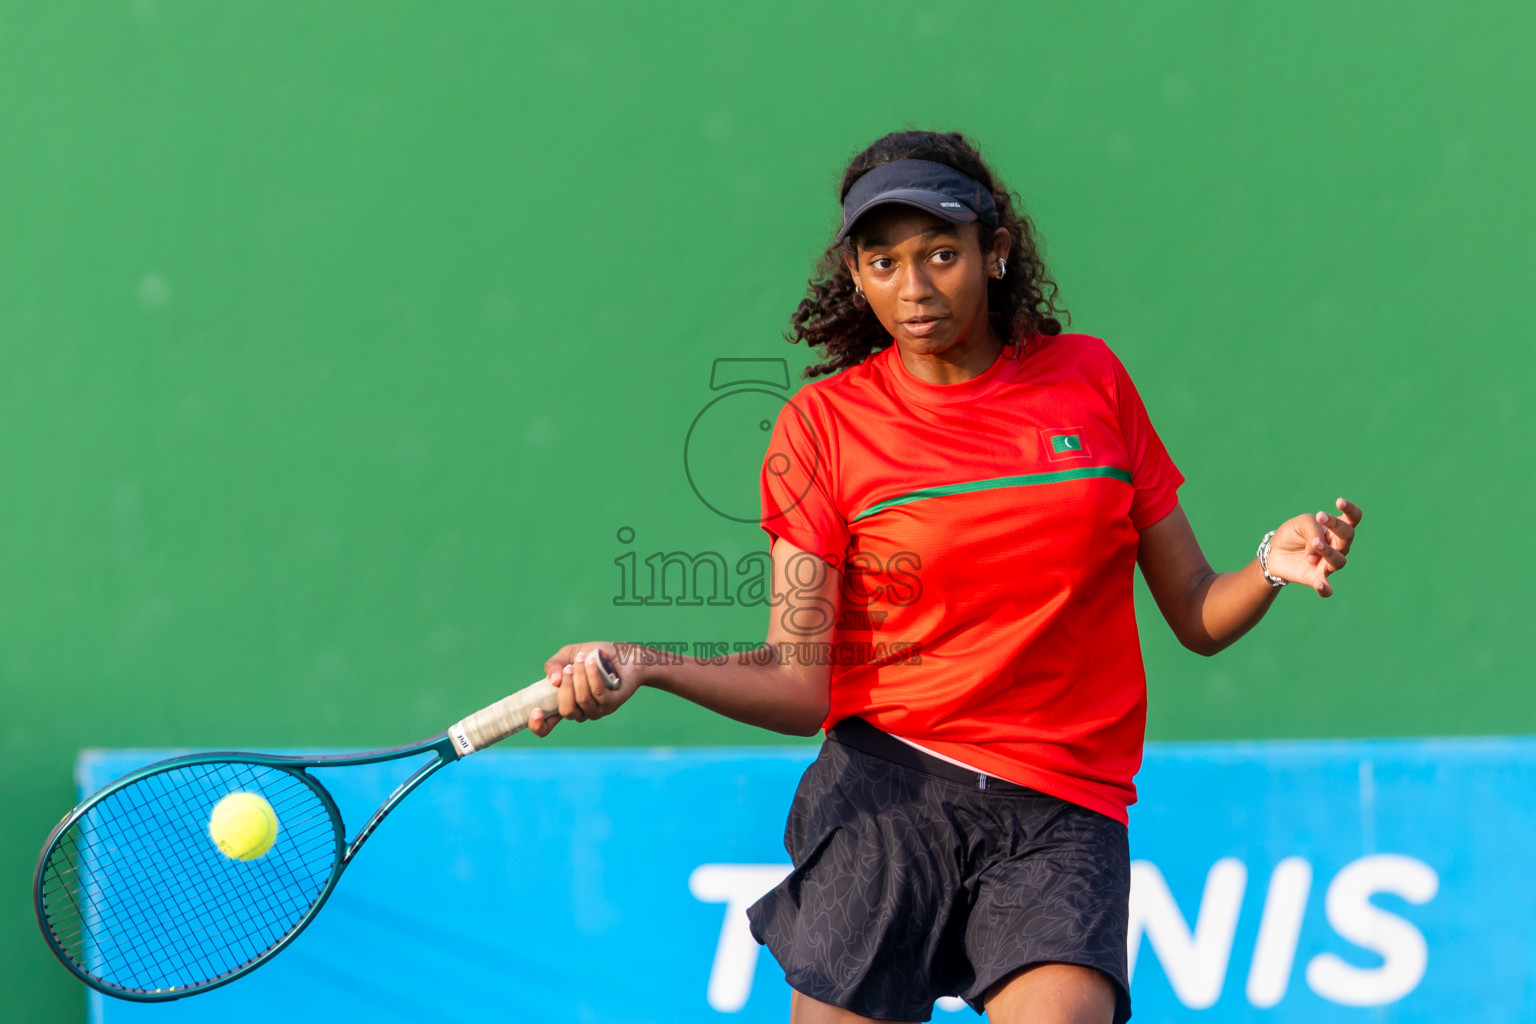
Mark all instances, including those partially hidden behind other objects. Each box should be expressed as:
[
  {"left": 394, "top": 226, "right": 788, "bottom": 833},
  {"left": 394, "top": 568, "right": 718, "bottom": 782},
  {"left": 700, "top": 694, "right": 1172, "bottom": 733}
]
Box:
[
  {"left": 1108, "top": 351, "right": 1185, "bottom": 531},
  {"left": 760, "top": 390, "right": 850, "bottom": 567}
]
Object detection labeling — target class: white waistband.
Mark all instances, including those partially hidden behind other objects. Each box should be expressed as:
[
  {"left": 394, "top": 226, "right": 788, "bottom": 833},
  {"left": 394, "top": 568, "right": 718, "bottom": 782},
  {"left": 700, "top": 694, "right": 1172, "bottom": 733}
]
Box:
[{"left": 888, "top": 733, "right": 999, "bottom": 779}]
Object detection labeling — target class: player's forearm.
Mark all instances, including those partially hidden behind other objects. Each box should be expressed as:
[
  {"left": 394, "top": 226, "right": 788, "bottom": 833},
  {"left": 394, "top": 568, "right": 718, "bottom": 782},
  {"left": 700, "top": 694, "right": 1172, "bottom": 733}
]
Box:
[
  {"left": 1180, "top": 560, "right": 1281, "bottom": 655},
  {"left": 633, "top": 646, "right": 830, "bottom": 736}
]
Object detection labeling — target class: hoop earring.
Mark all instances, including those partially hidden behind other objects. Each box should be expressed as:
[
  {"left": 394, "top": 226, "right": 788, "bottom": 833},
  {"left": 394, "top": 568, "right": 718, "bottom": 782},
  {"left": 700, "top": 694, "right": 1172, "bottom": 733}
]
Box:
[
  {"left": 995, "top": 259, "right": 1007, "bottom": 279},
  {"left": 853, "top": 285, "right": 867, "bottom": 308}
]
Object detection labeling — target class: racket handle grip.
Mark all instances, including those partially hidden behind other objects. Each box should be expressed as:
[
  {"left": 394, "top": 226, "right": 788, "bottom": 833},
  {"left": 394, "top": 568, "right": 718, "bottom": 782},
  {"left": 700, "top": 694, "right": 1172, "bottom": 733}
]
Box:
[{"left": 447, "top": 652, "right": 621, "bottom": 757}]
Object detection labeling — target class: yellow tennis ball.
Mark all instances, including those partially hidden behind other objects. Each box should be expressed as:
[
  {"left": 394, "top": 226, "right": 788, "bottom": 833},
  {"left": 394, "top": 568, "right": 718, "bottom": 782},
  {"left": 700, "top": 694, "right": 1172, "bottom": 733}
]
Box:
[{"left": 209, "top": 792, "right": 279, "bottom": 861}]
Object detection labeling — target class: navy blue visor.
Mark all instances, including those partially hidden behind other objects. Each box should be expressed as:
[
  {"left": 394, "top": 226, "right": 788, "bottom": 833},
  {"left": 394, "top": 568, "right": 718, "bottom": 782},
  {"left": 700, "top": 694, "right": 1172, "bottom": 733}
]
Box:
[{"left": 836, "top": 159, "right": 999, "bottom": 243}]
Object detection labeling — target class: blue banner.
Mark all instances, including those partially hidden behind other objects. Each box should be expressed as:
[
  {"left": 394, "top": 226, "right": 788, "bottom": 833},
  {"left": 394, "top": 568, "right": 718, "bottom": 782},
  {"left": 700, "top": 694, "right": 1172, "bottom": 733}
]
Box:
[{"left": 82, "top": 738, "right": 1536, "bottom": 1023}]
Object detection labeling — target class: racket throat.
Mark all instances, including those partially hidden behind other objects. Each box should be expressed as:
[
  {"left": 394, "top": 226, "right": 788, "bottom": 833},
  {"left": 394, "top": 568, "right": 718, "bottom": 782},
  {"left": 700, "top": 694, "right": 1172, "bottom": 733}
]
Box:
[{"left": 341, "top": 756, "right": 450, "bottom": 864}]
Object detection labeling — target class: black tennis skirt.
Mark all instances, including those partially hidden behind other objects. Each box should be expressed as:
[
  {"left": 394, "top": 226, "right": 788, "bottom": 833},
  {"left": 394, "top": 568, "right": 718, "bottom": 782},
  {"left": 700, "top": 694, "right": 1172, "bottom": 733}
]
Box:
[{"left": 746, "top": 717, "right": 1132, "bottom": 1023}]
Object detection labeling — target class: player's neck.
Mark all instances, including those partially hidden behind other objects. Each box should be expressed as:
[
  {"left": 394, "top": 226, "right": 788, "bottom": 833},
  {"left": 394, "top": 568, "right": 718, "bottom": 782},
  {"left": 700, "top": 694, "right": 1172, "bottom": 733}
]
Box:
[{"left": 895, "top": 320, "right": 1006, "bottom": 386}]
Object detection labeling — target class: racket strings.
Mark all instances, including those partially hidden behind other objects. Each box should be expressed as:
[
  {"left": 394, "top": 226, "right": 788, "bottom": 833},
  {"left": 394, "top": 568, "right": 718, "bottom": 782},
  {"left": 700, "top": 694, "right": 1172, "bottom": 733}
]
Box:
[
  {"left": 96, "top": 767, "right": 335, "bottom": 981},
  {"left": 40, "top": 762, "right": 340, "bottom": 994},
  {"left": 50, "top": 765, "right": 337, "bottom": 987}
]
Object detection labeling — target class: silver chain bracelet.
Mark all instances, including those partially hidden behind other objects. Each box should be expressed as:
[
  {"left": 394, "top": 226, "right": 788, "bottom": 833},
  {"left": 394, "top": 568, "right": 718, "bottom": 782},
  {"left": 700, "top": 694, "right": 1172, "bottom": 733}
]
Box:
[{"left": 1257, "top": 529, "right": 1288, "bottom": 588}]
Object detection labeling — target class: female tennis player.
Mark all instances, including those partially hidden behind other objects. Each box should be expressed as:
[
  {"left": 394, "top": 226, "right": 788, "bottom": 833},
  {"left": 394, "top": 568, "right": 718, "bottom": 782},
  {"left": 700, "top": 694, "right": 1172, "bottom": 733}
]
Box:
[{"left": 535, "top": 130, "right": 1362, "bottom": 1024}]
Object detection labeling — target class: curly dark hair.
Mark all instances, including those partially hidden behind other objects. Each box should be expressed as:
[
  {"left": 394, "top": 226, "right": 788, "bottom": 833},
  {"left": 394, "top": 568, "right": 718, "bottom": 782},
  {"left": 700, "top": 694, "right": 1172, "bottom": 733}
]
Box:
[{"left": 787, "top": 130, "right": 1067, "bottom": 378}]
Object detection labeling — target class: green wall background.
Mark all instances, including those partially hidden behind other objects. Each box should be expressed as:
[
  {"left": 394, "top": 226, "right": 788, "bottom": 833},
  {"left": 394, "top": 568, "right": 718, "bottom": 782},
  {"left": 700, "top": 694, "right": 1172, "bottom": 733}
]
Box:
[{"left": 3, "top": 2, "right": 1532, "bottom": 1019}]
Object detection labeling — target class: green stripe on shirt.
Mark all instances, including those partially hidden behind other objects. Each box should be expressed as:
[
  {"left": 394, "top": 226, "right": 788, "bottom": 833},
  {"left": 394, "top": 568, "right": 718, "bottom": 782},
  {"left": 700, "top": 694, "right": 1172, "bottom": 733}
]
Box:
[{"left": 850, "top": 466, "right": 1133, "bottom": 522}]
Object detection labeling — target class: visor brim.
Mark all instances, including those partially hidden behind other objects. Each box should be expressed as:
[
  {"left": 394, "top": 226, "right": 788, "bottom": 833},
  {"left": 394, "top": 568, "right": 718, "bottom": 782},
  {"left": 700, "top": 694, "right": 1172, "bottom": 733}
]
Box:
[{"left": 836, "top": 189, "right": 981, "bottom": 243}]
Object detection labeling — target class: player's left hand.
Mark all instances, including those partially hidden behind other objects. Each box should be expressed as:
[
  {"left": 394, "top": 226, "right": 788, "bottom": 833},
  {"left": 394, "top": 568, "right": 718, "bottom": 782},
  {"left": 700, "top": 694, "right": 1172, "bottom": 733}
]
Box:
[{"left": 1264, "top": 497, "right": 1362, "bottom": 598}]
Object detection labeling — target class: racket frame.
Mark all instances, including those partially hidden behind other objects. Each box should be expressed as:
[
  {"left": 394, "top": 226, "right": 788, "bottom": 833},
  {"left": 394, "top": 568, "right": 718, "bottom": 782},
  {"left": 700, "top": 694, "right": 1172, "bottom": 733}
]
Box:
[
  {"left": 34, "top": 732, "right": 460, "bottom": 1002},
  {"left": 36, "top": 651, "right": 620, "bottom": 1001}
]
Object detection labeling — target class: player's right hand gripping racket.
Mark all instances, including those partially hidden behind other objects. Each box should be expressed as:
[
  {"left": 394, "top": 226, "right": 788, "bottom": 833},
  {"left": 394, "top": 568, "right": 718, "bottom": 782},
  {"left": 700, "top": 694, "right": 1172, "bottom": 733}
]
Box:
[{"left": 34, "top": 653, "right": 621, "bottom": 1002}]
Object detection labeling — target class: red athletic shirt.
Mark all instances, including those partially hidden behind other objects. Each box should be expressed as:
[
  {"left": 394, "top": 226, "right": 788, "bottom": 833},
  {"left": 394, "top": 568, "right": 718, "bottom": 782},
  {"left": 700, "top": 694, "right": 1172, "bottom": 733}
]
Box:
[{"left": 759, "top": 334, "right": 1183, "bottom": 823}]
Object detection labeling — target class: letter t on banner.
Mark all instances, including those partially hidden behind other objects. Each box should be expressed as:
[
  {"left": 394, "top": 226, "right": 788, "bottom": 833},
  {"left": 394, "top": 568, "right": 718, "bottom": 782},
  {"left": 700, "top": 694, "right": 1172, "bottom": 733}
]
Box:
[{"left": 689, "top": 864, "right": 793, "bottom": 1013}]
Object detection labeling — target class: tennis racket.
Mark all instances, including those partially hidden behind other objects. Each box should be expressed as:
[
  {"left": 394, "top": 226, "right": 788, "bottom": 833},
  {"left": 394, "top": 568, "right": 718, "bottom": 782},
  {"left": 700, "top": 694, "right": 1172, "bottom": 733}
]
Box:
[{"left": 34, "top": 652, "right": 621, "bottom": 1002}]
